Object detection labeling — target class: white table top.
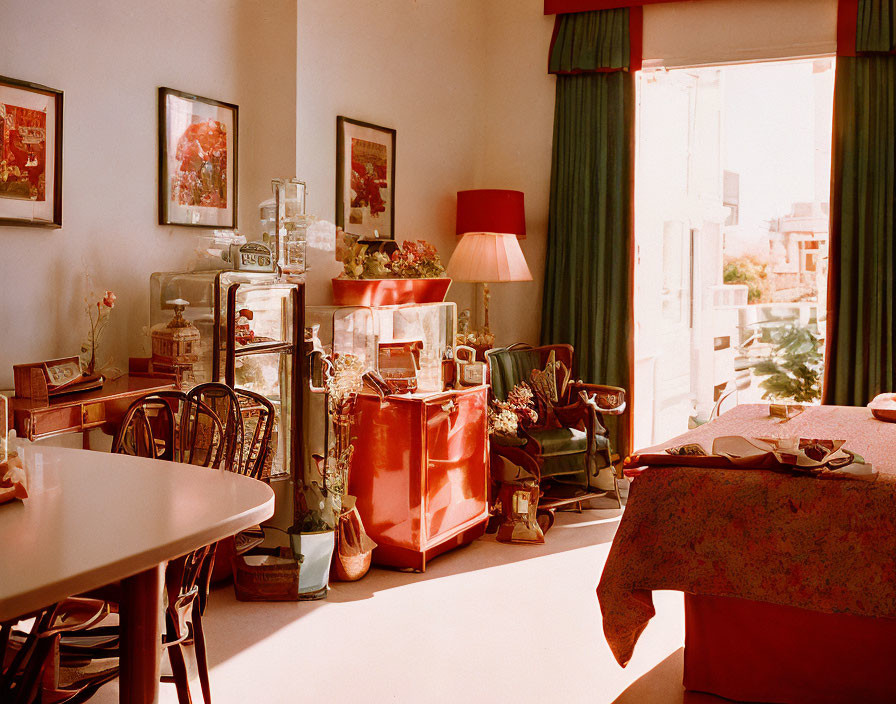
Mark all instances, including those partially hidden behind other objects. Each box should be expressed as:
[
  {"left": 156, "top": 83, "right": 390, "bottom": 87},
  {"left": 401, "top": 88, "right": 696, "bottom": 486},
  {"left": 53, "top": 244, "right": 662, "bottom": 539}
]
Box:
[{"left": 0, "top": 445, "right": 274, "bottom": 621}]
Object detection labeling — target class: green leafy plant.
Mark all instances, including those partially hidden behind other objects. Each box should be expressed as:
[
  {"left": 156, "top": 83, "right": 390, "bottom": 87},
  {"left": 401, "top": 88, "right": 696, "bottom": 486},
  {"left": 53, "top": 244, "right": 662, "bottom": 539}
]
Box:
[
  {"left": 724, "top": 257, "right": 767, "bottom": 304},
  {"left": 751, "top": 324, "right": 822, "bottom": 402}
]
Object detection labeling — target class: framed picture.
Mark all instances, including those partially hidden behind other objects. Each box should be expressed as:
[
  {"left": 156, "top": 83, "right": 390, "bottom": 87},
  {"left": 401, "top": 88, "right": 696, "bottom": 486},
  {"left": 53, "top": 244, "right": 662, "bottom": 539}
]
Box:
[
  {"left": 159, "top": 87, "right": 237, "bottom": 228},
  {"left": 44, "top": 358, "right": 82, "bottom": 388},
  {"left": 0, "top": 75, "right": 63, "bottom": 228},
  {"left": 336, "top": 116, "right": 395, "bottom": 241}
]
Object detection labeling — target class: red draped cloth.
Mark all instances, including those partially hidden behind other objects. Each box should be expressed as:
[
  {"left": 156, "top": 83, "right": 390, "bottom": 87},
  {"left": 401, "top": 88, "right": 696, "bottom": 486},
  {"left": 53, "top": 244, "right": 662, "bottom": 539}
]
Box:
[{"left": 598, "top": 404, "right": 896, "bottom": 667}]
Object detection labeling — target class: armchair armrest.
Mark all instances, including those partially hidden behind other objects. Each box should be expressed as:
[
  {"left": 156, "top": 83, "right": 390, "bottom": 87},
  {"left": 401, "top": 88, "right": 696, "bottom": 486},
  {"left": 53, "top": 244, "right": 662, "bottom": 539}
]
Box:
[
  {"left": 489, "top": 438, "right": 542, "bottom": 479},
  {"left": 570, "top": 383, "right": 626, "bottom": 415}
]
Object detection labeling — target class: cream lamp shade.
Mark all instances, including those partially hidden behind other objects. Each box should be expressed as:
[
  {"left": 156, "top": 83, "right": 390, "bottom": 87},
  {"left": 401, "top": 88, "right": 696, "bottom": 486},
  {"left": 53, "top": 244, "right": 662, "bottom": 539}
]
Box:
[
  {"left": 446, "top": 231, "right": 532, "bottom": 283},
  {"left": 447, "top": 231, "right": 531, "bottom": 339}
]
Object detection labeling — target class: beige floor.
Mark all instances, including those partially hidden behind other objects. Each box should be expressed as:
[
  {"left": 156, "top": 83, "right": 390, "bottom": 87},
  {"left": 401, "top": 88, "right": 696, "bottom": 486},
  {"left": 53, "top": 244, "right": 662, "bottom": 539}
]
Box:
[{"left": 93, "top": 506, "right": 728, "bottom": 704}]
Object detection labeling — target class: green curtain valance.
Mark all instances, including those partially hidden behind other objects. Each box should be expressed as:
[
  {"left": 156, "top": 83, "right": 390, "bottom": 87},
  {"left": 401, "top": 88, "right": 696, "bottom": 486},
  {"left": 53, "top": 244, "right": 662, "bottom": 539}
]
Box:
[{"left": 549, "top": 9, "right": 631, "bottom": 73}]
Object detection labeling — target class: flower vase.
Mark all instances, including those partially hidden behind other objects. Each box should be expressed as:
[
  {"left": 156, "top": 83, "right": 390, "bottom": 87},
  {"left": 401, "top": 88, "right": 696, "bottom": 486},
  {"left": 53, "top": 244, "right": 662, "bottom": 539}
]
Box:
[{"left": 288, "top": 529, "right": 336, "bottom": 600}]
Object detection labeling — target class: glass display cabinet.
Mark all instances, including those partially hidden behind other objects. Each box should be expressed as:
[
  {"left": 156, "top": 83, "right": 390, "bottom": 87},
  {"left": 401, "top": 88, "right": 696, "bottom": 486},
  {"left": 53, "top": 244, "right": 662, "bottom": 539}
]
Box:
[{"left": 150, "top": 271, "right": 304, "bottom": 479}]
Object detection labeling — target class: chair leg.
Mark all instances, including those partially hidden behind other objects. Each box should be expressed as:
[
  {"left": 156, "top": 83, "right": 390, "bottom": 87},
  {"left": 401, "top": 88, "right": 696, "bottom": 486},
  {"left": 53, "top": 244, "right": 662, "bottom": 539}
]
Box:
[
  {"left": 192, "top": 606, "right": 212, "bottom": 704},
  {"left": 167, "top": 643, "right": 193, "bottom": 704},
  {"left": 613, "top": 463, "right": 623, "bottom": 509}
]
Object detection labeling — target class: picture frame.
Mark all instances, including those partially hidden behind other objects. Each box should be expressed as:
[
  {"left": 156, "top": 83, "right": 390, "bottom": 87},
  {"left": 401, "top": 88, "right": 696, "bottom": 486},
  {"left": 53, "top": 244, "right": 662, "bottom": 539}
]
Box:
[
  {"left": 44, "top": 358, "right": 83, "bottom": 388},
  {"left": 159, "top": 87, "right": 238, "bottom": 228},
  {"left": 0, "top": 75, "right": 63, "bottom": 228},
  {"left": 336, "top": 116, "right": 396, "bottom": 242}
]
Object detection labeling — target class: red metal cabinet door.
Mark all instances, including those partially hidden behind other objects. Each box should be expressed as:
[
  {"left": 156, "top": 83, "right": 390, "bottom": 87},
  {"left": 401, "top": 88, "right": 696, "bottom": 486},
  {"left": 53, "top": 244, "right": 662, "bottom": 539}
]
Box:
[{"left": 422, "top": 388, "right": 488, "bottom": 547}]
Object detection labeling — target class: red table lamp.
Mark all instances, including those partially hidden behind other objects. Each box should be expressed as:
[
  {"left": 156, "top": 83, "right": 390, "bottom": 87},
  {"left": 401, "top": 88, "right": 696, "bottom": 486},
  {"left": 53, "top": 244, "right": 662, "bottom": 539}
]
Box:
[
  {"left": 452, "top": 190, "right": 530, "bottom": 344},
  {"left": 456, "top": 189, "right": 527, "bottom": 239}
]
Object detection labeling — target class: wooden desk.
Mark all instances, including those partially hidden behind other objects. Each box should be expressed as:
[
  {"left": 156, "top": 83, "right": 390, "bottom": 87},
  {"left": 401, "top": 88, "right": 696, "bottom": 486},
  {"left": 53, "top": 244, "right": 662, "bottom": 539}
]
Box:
[
  {"left": 0, "top": 445, "right": 274, "bottom": 703},
  {"left": 9, "top": 375, "right": 174, "bottom": 447}
]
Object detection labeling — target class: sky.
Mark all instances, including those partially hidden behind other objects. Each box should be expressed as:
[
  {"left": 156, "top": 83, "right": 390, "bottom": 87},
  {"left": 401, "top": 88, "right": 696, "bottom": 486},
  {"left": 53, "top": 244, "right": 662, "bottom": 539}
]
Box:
[{"left": 719, "top": 59, "right": 834, "bottom": 245}]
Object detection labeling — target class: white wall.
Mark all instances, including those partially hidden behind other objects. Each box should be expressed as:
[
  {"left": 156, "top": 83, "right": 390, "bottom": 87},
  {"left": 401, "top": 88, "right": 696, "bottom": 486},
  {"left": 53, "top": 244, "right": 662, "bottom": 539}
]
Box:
[
  {"left": 478, "top": 0, "right": 556, "bottom": 346},
  {"left": 0, "top": 0, "right": 296, "bottom": 389},
  {"left": 296, "top": 0, "right": 488, "bottom": 318}
]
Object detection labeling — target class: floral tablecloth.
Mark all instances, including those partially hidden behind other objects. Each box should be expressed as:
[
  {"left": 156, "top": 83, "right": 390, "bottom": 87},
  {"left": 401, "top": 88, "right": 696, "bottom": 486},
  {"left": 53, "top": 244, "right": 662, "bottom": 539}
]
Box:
[{"left": 597, "top": 404, "right": 896, "bottom": 667}]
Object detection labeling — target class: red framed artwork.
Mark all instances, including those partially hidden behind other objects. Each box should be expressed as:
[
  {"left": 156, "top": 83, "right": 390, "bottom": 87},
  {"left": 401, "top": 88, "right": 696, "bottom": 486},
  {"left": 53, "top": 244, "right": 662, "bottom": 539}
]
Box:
[
  {"left": 336, "top": 116, "right": 396, "bottom": 242},
  {"left": 159, "top": 87, "right": 238, "bottom": 228},
  {"left": 0, "top": 75, "right": 63, "bottom": 228}
]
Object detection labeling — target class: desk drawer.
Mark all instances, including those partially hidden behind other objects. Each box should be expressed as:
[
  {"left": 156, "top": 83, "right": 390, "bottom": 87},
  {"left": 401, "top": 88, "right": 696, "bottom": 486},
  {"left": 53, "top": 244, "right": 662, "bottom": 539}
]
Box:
[
  {"left": 20, "top": 406, "right": 81, "bottom": 440},
  {"left": 81, "top": 402, "right": 106, "bottom": 427}
]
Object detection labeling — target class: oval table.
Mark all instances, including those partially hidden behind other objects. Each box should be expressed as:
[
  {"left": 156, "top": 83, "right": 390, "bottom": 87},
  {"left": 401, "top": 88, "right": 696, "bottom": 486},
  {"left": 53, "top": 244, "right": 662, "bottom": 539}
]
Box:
[{"left": 0, "top": 445, "right": 275, "bottom": 703}]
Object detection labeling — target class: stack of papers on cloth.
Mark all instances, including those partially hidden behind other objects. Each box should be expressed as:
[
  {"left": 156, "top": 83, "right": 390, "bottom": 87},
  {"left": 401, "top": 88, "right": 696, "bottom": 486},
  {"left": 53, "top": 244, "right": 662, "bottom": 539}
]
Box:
[
  {"left": 625, "top": 435, "right": 878, "bottom": 481},
  {"left": 661, "top": 436, "right": 877, "bottom": 480}
]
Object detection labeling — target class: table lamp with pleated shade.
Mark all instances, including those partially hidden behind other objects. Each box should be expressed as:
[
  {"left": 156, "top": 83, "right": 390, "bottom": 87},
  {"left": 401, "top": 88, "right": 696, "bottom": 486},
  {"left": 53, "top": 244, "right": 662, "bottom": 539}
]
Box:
[{"left": 447, "top": 231, "right": 532, "bottom": 338}]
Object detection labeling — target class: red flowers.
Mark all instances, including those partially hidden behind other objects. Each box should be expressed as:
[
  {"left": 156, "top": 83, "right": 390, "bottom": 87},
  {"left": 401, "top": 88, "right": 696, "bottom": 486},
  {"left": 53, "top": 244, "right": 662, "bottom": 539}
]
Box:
[
  {"left": 102, "top": 290, "right": 116, "bottom": 308},
  {"left": 389, "top": 240, "right": 445, "bottom": 279},
  {"left": 172, "top": 119, "right": 228, "bottom": 208}
]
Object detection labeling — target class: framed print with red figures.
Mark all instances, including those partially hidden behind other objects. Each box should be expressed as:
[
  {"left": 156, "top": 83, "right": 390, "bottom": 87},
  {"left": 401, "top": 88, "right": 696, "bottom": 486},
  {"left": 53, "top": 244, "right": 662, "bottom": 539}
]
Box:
[
  {"left": 159, "top": 87, "right": 237, "bottom": 228},
  {"left": 0, "top": 75, "right": 63, "bottom": 228},
  {"left": 336, "top": 116, "right": 395, "bottom": 242}
]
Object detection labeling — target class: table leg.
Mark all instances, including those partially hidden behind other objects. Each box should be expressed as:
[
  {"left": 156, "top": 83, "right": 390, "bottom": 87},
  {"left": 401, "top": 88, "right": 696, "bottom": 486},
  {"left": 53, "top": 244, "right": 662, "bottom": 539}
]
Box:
[{"left": 120, "top": 564, "right": 163, "bottom": 704}]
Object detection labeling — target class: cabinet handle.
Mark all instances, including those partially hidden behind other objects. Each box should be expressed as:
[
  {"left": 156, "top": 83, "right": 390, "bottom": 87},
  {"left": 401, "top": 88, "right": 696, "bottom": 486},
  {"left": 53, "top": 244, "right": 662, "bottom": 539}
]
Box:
[{"left": 441, "top": 400, "right": 457, "bottom": 415}]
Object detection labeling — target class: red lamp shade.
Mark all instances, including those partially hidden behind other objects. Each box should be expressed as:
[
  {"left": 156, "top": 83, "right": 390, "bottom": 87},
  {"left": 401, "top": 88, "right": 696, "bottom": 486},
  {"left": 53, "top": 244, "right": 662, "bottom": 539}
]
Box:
[{"left": 456, "top": 189, "right": 526, "bottom": 238}]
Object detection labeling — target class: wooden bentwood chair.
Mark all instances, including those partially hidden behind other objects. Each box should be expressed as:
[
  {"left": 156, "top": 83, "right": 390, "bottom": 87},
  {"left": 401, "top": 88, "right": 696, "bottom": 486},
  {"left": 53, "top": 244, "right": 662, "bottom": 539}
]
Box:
[
  {"left": 59, "top": 383, "right": 273, "bottom": 704},
  {"left": 486, "top": 344, "right": 627, "bottom": 524}
]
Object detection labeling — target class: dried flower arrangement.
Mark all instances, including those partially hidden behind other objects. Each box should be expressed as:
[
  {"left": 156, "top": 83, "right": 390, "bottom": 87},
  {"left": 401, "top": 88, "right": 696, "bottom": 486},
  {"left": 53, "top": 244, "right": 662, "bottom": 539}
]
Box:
[
  {"left": 488, "top": 381, "right": 538, "bottom": 438},
  {"left": 389, "top": 240, "right": 446, "bottom": 279},
  {"left": 339, "top": 232, "right": 446, "bottom": 280},
  {"left": 81, "top": 280, "right": 116, "bottom": 376},
  {"left": 295, "top": 354, "right": 365, "bottom": 532}
]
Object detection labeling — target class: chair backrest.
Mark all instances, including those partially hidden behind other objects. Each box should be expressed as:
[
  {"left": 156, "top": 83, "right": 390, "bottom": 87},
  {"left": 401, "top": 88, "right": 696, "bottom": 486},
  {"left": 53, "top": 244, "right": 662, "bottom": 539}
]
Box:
[
  {"left": 233, "top": 388, "right": 276, "bottom": 480},
  {"left": 112, "top": 386, "right": 234, "bottom": 609},
  {"left": 486, "top": 344, "right": 576, "bottom": 401},
  {"left": 186, "top": 383, "right": 243, "bottom": 472},
  {"left": 111, "top": 391, "right": 186, "bottom": 461}
]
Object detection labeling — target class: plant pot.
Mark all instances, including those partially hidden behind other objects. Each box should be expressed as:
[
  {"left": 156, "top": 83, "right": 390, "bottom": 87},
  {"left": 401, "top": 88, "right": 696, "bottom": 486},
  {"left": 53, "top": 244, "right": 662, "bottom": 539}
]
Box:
[
  {"left": 288, "top": 530, "right": 335, "bottom": 600},
  {"left": 331, "top": 277, "right": 451, "bottom": 306}
]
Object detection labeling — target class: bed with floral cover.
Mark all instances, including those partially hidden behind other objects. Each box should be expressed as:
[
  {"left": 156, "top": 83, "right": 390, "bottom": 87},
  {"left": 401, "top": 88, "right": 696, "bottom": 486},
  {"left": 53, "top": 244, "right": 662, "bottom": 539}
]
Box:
[{"left": 598, "top": 403, "right": 896, "bottom": 667}]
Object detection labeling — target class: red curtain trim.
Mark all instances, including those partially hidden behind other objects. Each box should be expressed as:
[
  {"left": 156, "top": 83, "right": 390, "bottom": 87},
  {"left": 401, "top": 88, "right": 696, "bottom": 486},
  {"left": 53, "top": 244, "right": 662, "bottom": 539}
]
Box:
[
  {"left": 837, "top": 0, "right": 858, "bottom": 56},
  {"left": 630, "top": 6, "right": 643, "bottom": 71},
  {"left": 545, "top": 0, "right": 674, "bottom": 13},
  {"left": 548, "top": 6, "right": 643, "bottom": 74}
]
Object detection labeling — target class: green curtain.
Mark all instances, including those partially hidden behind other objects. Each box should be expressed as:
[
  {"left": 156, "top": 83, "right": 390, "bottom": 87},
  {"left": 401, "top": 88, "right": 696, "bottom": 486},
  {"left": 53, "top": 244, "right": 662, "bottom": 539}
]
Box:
[
  {"left": 856, "top": 0, "right": 896, "bottom": 51},
  {"left": 542, "top": 8, "right": 634, "bottom": 452},
  {"left": 549, "top": 9, "right": 630, "bottom": 72},
  {"left": 825, "top": 1, "right": 896, "bottom": 405}
]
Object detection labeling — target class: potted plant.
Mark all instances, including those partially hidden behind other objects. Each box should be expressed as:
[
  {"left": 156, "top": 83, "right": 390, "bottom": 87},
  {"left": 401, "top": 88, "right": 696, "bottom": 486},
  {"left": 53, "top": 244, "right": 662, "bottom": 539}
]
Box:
[
  {"left": 290, "top": 354, "right": 374, "bottom": 597},
  {"left": 332, "top": 235, "right": 451, "bottom": 305}
]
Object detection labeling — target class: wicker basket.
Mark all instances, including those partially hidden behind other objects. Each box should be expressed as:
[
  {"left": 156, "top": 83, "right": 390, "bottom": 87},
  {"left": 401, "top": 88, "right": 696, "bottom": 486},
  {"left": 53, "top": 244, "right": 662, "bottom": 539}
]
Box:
[{"left": 232, "top": 547, "right": 300, "bottom": 601}]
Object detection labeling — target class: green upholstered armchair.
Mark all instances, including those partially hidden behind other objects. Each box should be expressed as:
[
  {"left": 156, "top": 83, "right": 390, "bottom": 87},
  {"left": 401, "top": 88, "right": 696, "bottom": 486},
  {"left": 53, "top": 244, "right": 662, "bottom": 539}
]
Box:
[{"left": 486, "top": 344, "right": 626, "bottom": 511}]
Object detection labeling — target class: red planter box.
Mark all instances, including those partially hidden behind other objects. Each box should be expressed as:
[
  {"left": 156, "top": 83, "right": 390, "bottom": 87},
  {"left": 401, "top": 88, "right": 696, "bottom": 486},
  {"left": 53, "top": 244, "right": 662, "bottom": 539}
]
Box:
[{"left": 331, "top": 278, "right": 451, "bottom": 306}]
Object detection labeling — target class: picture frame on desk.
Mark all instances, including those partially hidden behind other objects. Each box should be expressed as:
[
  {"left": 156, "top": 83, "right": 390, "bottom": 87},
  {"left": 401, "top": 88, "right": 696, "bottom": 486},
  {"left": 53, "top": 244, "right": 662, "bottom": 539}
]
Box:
[
  {"left": 13, "top": 356, "right": 103, "bottom": 402},
  {"left": 0, "top": 75, "right": 63, "bottom": 228}
]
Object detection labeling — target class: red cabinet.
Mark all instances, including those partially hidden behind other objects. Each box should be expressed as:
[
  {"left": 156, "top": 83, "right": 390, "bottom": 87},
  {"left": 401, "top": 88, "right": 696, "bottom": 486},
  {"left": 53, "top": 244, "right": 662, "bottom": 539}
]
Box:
[{"left": 348, "top": 385, "right": 489, "bottom": 571}]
